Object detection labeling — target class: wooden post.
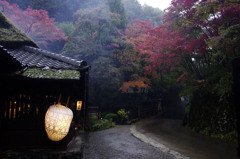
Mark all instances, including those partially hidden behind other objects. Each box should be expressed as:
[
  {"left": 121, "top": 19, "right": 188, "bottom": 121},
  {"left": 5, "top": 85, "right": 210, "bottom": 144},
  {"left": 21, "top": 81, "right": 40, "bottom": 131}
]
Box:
[
  {"left": 138, "top": 103, "right": 140, "bottom": 118},
  {"left": 0, "top": 99, "right": 4, "bottom": 128},
  {"left": 160, "top": 74, "right": 164, "bottom": 113},
  {"left": 82, "top": 70, "right": 89, "bottom": 130},
  {"left": 232, "top": 57, "right": 240, "bottom": 157}
]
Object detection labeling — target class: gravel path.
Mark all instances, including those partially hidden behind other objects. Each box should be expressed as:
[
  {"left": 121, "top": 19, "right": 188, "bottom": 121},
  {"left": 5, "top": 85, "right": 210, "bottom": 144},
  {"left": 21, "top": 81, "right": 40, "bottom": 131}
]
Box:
[{"left": 82, "top": 125, "right": 175, "bottom": 159}]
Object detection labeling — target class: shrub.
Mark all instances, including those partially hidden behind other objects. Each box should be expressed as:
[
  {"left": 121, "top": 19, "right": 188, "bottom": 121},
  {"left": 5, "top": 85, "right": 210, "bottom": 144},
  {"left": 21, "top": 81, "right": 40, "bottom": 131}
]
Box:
[
  {"left": 104, "top": 113, "right": 118, "bottom": 122},
  {"left": 210, "top": 131, "right": 238, "bottom": 143},
  {"left": 117, "top": 109, "right": 128, "bottom": 124},
  {"left": 89, "top": 115, "right": 115, "bottom": 131},
  {"left": 90, "top": 115, "right": 97, "bottom": 125}
]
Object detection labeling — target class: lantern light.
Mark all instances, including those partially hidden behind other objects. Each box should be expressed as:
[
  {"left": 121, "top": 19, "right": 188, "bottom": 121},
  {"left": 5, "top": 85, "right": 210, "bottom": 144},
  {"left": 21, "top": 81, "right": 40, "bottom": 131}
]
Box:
[
  {"left": 45, "top": 104, "right": 73, "bottom": 141},
  {"left": 76, "top": 101, "right": 83, "bottom": 111}
]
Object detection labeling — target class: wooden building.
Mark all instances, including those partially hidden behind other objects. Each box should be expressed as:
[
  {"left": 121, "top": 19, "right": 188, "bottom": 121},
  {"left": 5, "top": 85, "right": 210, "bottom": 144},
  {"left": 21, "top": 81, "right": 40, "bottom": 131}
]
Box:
[{"left": 0, "top": 11, "right": 90, "bottom": 149}]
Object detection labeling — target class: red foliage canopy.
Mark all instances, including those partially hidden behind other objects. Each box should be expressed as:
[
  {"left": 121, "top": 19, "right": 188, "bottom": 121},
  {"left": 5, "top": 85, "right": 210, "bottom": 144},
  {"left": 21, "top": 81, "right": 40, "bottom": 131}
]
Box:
[
  {"left": 119, "top": 74, "right": 151, "bottom": 93},
  {"left": 128, "top": 0, "right": 240, "bottom": 81},
  {"left": 128, "top": 20, "right": 189, "bottom": 77}
]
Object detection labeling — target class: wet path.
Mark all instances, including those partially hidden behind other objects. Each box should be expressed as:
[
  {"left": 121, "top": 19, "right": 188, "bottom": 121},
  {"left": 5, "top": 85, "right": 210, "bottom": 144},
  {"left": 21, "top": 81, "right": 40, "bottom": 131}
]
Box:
[
  {"left": 137, "top": 117, "right": 239, "bottom": 159},
  {"left": 82, "top": 125, "right": 175, "bottom": 159}
]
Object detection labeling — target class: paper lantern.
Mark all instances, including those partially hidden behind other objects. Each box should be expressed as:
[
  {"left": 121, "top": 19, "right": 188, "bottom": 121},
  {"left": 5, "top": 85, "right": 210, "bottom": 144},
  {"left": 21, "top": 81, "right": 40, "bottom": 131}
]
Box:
[
  {"left": 76, "top": 101, "right": 83, "bottom": 111},
  {"left": 45, "top": 104, "right": 73, "bottom": 141}
]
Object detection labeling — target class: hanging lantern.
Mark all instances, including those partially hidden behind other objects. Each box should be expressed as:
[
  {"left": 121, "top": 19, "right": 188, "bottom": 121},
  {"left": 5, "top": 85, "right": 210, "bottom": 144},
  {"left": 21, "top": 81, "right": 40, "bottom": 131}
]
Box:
[
  {"left": 45, "top": 104, "right": 73, "bottom": 141},
  {"left": 76, "top": 101, "right": 83, "bottom": 111}
]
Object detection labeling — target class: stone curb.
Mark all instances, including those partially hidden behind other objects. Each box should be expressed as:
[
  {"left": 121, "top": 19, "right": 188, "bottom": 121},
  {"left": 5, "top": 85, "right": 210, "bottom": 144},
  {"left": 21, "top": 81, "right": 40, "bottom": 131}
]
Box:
[{"left": 130, "top": 125, "right": 190, "bottom": 159}]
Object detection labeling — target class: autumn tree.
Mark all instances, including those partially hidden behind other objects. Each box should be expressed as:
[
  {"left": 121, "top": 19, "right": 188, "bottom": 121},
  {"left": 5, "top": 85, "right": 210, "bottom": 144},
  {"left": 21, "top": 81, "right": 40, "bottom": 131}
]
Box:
[
  {"left": 114, "top": 21, "right": 151, "bottom": 94},
  {"left": 164, "top": 0, "right": 240, "bottom": 111},
  {"left": 0, "top": 0, "right": 67, "bottom": 49},
  {"left": 127, "top": 0, "right": 240, "bottom": 136},
  {"left": 7, "top": 0, "right": 90, "bottom": 22}
]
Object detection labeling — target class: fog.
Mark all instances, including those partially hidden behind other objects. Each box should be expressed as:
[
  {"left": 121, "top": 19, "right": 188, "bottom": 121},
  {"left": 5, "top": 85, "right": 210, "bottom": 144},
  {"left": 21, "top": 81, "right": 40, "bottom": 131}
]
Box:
[{"left": 1, "top": 0, "right": 164, "bottom": 113}]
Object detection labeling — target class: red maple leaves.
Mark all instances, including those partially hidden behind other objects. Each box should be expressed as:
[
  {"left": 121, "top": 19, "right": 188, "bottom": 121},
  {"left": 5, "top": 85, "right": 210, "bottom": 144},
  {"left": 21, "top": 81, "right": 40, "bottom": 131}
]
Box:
[
  {"left": 119, "top": 74, "right": 151, "bottom": 93},
  {"left": 126, "top": 0, "right": 240, "bottom": 82},
  {"left": 127, "top": 21, "right": 189, "bottom": 77}
]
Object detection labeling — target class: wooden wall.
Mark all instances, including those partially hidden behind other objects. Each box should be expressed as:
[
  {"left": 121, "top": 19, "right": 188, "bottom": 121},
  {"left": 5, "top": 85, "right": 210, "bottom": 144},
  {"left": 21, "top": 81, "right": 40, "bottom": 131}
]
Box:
[{"left": 0, "top": 76, "right": 87, "bottom": 149}]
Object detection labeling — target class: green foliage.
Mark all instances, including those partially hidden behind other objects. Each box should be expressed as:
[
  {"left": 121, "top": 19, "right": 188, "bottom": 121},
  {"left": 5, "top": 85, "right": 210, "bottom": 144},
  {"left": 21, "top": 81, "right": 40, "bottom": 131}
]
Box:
[
  {"left": 117, "top": 109, "right": 128, "bottom": 123},
  {"left": 197, "top": 127, "right": 237, "bottom": 143},
  {"left": 199, "top": 127, "right": 211, "bottom": 136},
  {"left": 183, "top": 62, "right": 236, "bottom": 136},
  {"left": 187, "top": 86, "right": 236, "bottom": 135},
  {"left": 142, "top": 5, "right": 164, "bottom": 26},
  {"left": 106, "top": 0, "right": 127, "bottom": 30},
  {"left": 61, "top": 3, "right": 127, "bottom": 109},
  {"left": 22, "top": 68, "right": 80, "bottom": 79},
  {"left": 90, "top": 114, "right": 98, "bottom": 125},
  {"left": 122, "top": 0, "right": 164, "bottom": 26},
  {"left": 162, "top": 67, "right": 186, "bottom": 91},
  {"left": 55, "top": 22, "right": 75, "bottom": 36},
  {"left": 185, "top": 104, "right": 190, "bottom": 113},
  {"left": 90, "top": 57, "right": 122, "bottom": 89},
  {"left": 210, "top": 131, "right": 238, "bottom": 143},
  {"left": 212, "top": 72, "right": 233, "bottom": 103},
  {"left": 61, "top": 5, "right": 116, "bottom": 60},
  {"left": 89, "top": 115, "right": 116, "bottom": 131},
  {"left": 104, "top": 113, "right": 118, "bottom": 122},
  {"left": 122, "top": 0, "right": 142, "bottom": 22}
]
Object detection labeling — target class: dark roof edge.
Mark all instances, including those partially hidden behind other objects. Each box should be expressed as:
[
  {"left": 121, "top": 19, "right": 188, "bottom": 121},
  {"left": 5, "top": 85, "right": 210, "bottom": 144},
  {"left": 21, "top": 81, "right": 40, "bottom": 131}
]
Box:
[
  {"left": 77, "top": 65, "right": 91, "bottom": 72},
  {"left": 0, "top": 45, "right": 23, "bottom": 68},
  {"left": 0, "top": 41, "right": 38, "bottom": 50},
  {"left": 23, "top": 46, "right": 87, "bottom": 67}
]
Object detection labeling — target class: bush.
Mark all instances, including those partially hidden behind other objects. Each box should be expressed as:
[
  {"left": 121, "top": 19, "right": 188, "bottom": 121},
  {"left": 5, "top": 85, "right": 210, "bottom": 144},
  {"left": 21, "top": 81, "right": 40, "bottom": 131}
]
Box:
[
  {"left": 90, "top": 115, "right": 98, "bottom": 125},
  {"left": 210, "top": 131, "right": 238, "bottom": 143},
  {"left": 89, "top": 115, "right": 115, "bottom": 131},
  {"left": 104, "top": 113, "right": 118, "bottom": 122},
  {"left": 117, "top": 109, "right": 128, "bottom": 124}
]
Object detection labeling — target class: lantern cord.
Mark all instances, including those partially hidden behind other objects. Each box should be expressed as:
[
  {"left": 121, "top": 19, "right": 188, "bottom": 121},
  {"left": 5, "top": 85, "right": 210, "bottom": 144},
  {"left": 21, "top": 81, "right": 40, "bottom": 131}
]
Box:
[
  {"left": 66, "top": 96, "right": 70, "bottom": 107},
  {"left": 58, "top": 94, "right": 62, "bottom": 105}
]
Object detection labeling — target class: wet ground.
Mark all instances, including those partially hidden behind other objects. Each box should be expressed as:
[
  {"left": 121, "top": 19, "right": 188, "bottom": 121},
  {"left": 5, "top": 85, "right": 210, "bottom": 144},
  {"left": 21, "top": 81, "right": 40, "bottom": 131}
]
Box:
[
  {"left": 82, "top": 116, "right": 239, "bottom": 159},
  {"left": 137, "top": 117, "right": 239, "bottom": 159},
  {"left": 82, "top": 125, "right": 175, "bottom": 159}
]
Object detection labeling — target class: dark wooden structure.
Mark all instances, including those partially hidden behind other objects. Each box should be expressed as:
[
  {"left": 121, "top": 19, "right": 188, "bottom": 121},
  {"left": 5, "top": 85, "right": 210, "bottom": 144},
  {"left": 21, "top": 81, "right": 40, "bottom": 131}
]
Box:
[
  {"left": 0, "top": 11, "right": 90, "bottom": 150},
  {"left": 232, "top": 57, "right": 240, "bottom": 156}
]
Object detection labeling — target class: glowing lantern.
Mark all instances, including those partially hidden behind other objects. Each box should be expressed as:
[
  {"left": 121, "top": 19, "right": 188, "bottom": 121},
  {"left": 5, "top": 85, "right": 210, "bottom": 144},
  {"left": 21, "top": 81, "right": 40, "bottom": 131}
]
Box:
[
  {"left": 45, "top": 104, "right": 73, "bottom": 141},
  {"left": 76, "top": 101, "right": 83, "bottom": 111}
]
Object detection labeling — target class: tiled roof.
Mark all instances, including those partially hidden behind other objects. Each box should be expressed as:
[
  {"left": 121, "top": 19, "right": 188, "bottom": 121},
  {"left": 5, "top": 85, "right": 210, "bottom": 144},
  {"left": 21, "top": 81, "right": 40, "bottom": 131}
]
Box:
[
  {"left": 0, "top": 12, "right": 88, "bottom": 72},
  {"left": 1, "top": 45, "right": 87, "bottom": 71}
]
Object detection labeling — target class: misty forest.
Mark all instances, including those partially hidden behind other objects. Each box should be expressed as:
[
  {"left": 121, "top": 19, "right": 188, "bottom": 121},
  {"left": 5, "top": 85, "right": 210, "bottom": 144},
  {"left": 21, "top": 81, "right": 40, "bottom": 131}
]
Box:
[{"left": 1, "top": 0, "right": 240, "bottom": 144}]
